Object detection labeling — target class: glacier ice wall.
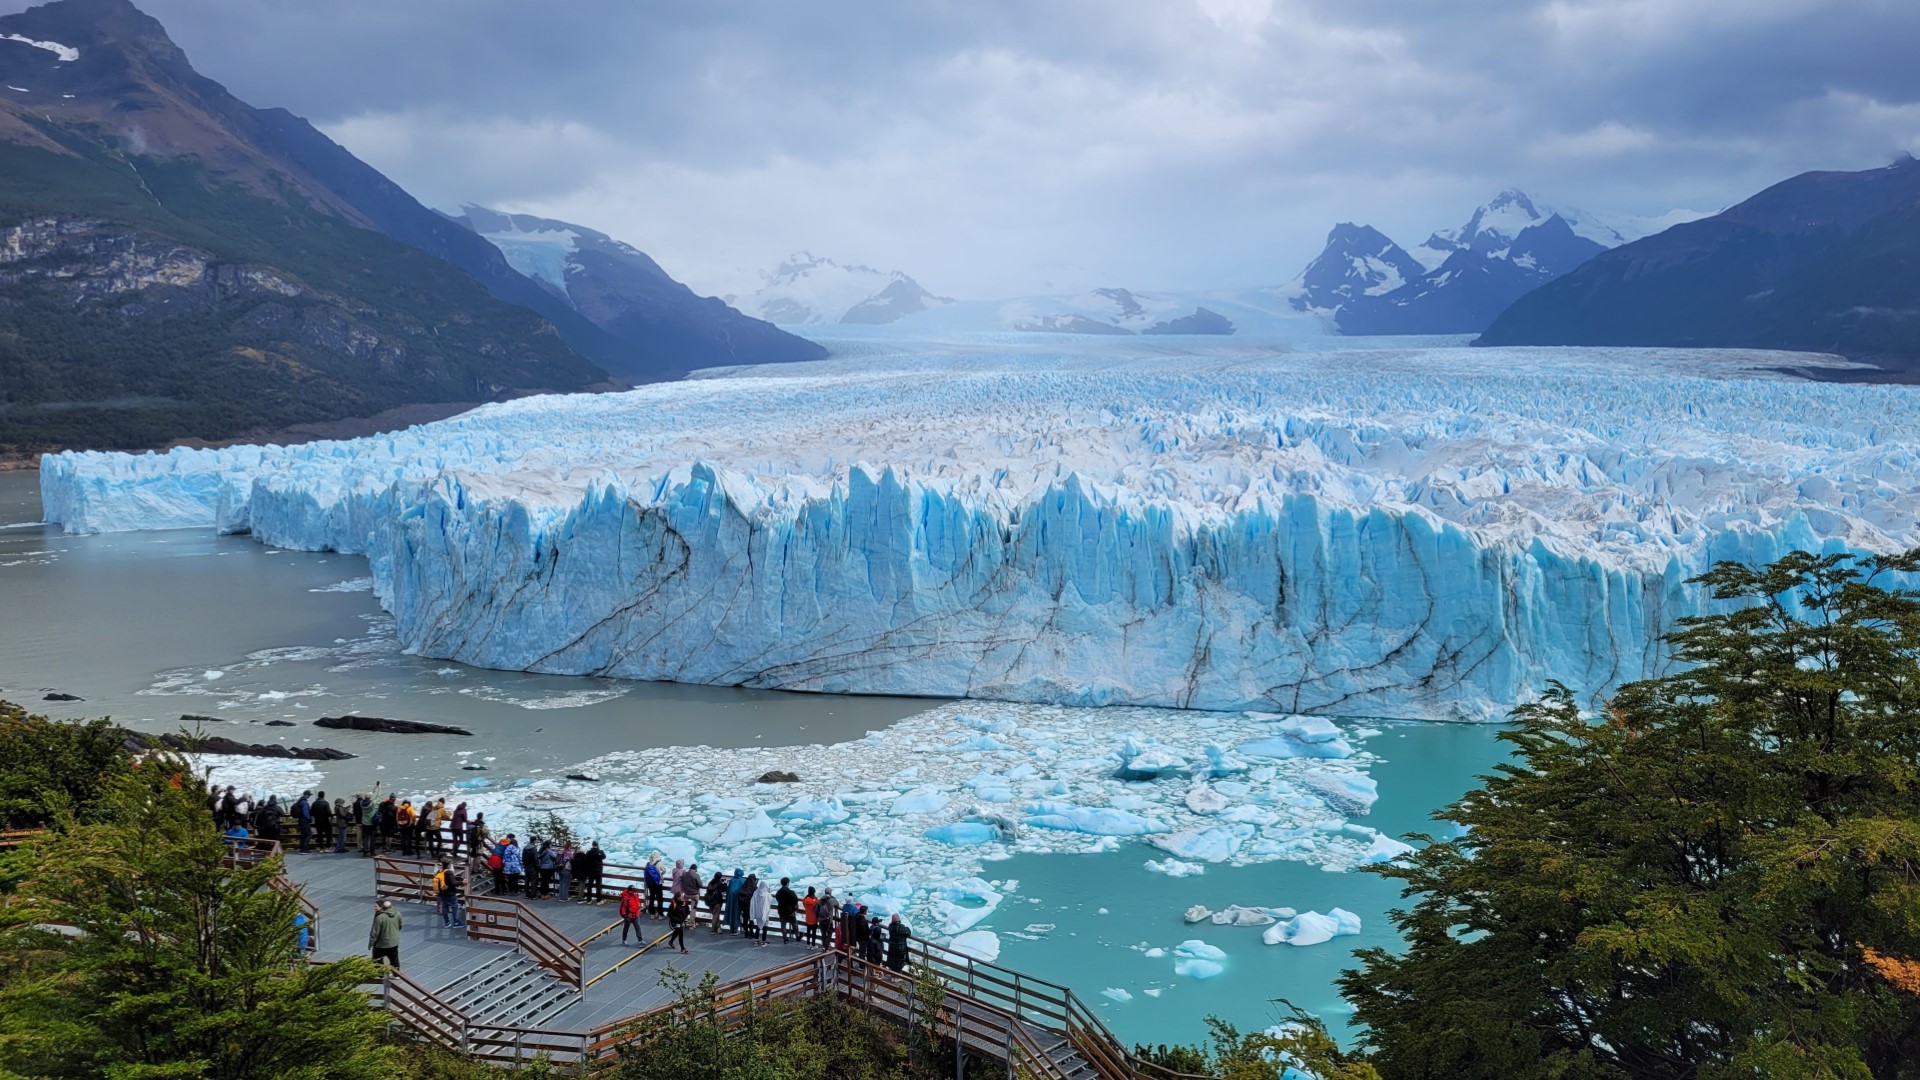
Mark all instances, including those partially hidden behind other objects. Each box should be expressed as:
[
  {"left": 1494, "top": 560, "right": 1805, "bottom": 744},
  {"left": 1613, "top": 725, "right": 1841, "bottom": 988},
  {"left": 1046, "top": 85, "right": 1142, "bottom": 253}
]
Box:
[{"left": 40, "top": 344, "right": 1920, "bottom": 719}]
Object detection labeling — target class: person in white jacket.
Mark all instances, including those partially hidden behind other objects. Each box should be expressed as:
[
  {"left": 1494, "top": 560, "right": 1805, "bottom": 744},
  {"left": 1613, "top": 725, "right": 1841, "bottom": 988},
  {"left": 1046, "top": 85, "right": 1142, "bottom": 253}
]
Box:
[{"left": 748, "top": 875, "right": 773, "bottom": 948}]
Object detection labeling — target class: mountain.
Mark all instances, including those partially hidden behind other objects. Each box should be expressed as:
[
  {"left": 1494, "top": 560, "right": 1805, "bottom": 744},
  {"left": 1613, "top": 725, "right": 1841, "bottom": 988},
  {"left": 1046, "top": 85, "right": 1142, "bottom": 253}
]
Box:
[
  {"left": 447, "top": 207, "right": 824, "bottom": 375},
  {"left": 1287, "top": 190, "right": 1612, "bottom": 335},
  {"left": 734, "top": 253, "right": 953, "bottom": 325},
  {"left": 1477, "top": 157, "right": 1920, "bottom": 362},
  {"left": 1005, "top": 287, "right": 1237, "bottom": 336},
  {"left": 0, "top": 0, "right": 617, "bottom": 455}
]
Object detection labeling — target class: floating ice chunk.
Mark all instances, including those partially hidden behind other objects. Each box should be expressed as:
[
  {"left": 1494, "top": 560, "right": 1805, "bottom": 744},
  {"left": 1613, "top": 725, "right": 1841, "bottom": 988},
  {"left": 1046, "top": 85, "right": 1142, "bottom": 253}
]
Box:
[
  {"left": 1143, "top": 988, "right": 1164, "bottom": 998},
  {"left": 1173, "top": 958, "right": 1224, "bottom": 979},
  {"left": 924, "top": 821, "right": 999, "bottom": 846},
  {"left": 777, "top": 796, "right": 850, "bottom": 824},
  {"left": 889, "top": 788, "right": 950, "bottom": 816},
  {"left": 1144, "top": 858, "right": 1206, "bottom": 878},
  {"left": 1329, "top": 907, "right": 1362, "bottom": 935},
  {"left": 1101, "top": 988, "right": 1133, "bottom": 1003},
  {"left": 1200, "top": 743, "right": 1249, "bottom": 777},
  {"left": 1023, "top": 801, "right": 1166, "bottom": 836},
  {"left": 1151, "top": 824, "right": 1252, "bottom": 862},
  {"left": 949, "top": 930, "right": 1000, "bottom": 963},
  {"left": 1277, "top": 717, "right": 1342, "bottom": 743},
  {"left": 1359, "top": 832, "right": 1415, "bottom": 864},
  {"left": 1210, "top": 905, "right": 1277, "bottom": 927},
  {"left": 1183, "top": 783, "right": 1230, "bottom": 814},
  {"left": 641, "top": 836, "right": 700, "bottom": 866},
  {"left": 1173, "top": 939, "right": 1226, "bottom": 961},
  {"left": 1183, "top": 905, "right": 1211, "bottom": 923},
  {"left": 1118, "top": 748, "right": 1188, "bottom": 780},
  {"left": 1144, "top": 947, "right": 1167, "bottom": 958},
  {"left": 765, "top": 854, "right": 818, "bottom": 881},
  {"left": 1237, "top": 734, "right": 1355, "bottom": 760},
  {"left": 1302, "top": 770, "right": 1379, "bottom": 814},
  {"left": 1262, "top": 909, "right": 1358, "bottom": 947},
  {"left": 715, "top": 809, "right": 781, "bottom": 843},
  {"left": 202, "top": 670, "right": 224, "bottom": 680}
]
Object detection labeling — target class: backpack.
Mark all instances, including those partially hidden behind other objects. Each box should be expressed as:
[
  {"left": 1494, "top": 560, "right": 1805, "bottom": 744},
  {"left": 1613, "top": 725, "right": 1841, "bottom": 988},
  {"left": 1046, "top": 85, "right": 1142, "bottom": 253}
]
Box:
[
  {"left": 644, "top": 862, "right": 661, "bottom": 885},
  {"left": 488, "top": 852, "right": 504, "bottom": 871}
]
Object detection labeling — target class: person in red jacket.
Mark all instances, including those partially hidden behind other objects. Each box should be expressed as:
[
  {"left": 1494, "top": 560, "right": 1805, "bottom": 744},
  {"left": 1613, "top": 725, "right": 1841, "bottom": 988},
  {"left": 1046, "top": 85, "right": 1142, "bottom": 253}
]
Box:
[{"left": 618, "top": 885, "right": 645, "bottom": 945}]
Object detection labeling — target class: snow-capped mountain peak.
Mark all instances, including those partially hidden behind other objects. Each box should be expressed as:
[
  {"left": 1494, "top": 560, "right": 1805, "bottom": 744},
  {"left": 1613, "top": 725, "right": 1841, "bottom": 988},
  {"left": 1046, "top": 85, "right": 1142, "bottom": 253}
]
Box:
[{"left": 738, "top": 253, "right": 952, "bottom": 326}]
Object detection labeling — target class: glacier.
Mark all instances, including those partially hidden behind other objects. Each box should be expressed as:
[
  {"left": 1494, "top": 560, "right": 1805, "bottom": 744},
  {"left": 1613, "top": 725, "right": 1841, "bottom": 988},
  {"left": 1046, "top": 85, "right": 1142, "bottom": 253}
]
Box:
[{"left": 39, "top": 341, "right": 1920, "bottom": 720}]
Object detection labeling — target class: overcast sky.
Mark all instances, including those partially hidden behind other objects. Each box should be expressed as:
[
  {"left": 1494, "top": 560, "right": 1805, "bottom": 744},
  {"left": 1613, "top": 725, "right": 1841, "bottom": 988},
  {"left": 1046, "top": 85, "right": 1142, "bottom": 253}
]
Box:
[{"left": 21, "top": 0, "right": 1920, "bottom": 297}]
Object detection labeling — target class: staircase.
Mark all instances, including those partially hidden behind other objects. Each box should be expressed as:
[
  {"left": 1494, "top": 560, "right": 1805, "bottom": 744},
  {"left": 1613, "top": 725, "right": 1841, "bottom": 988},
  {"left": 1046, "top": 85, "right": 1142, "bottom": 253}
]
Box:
[{"left": 439, "top": 952, "right": 580, "bottom": 1029}]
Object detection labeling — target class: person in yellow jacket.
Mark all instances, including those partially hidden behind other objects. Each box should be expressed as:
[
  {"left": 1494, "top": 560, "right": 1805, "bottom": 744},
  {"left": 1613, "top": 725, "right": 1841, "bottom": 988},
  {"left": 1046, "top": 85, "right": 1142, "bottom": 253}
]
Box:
[
  {"left": 434, "top": 859, "right": 464, "bottom": 928},
  {"left": 396, "top": 800, "right": 417, "bottom": 856}
]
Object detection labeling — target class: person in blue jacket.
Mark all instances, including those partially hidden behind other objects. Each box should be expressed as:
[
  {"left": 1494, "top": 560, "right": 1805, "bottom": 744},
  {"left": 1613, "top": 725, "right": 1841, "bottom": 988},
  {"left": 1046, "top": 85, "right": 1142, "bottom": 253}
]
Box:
[{"left": 724, "top": 868, "right": 746, "bottom": 934}]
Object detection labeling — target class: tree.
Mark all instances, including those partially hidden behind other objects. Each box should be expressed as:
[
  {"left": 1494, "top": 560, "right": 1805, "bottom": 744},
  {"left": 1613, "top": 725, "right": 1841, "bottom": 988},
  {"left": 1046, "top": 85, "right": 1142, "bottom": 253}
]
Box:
[
  {"left": 0, "top": 745, "right": 394, "bottom": 1079},
  {"left": 1341, "top": 551, "right": 1920, "bottom": 1079},
  {"left": 0, "top": 699, "right": 133, "bottom": 829}
]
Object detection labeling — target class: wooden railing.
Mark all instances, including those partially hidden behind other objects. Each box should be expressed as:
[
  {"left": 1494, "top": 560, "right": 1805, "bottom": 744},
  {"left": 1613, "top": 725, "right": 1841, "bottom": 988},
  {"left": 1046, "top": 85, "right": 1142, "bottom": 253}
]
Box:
[
  {"left": 373, "top": 854, "right": 438, "bottom": 902},
  {"left": 465, "top": 893, "right": 585, "bottom": 990},
  {"left": 219, "top": 836, "right": 282, "bottom": 870},
  {"left": 375, "top": 938, "right": 1212, "bottom": 1078},
  {"left": 383, "top": 968, "right": 468, "bottom": 1052},
  {"left": 268, "top": 874, "right": 320, "bottom": 953}
]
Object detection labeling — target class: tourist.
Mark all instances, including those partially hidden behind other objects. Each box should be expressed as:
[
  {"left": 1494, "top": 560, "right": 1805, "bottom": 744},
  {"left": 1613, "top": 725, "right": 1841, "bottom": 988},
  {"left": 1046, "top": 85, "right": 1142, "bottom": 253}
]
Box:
[
  {"left": 669, "top": 858, "right": 687, "bottom": 906},
  {"left": 556, "top": 840, "right": 575, "bottom": 903},
  {"left": 468, "top": 813, "right": 491, "bottom": 862},
  {"left": 396, "top": 799, "right": 416, "bottom": 856},
  {"left": 294, "top": 791, "right": 313, "bottom": 853},
  {"left": 678, "top": 862, "right": 702, "bottom": 913},
  {"left": 618, "top": 884, "right": 644, "bottom": 945},
  {"left": 816, "top": 890, "right": 839, "bottom": 952},
  {"left": 358, "top": 793, "right": 379, "bottom": 856},
  {"left": 377, "top": 795, "right": 398, "bottom": 853},
  {"left": 450, "top": 802, "right": 468, "bottom": 856},
  {"left": 332, "top": 796, "right": 350, "bottom": 852},
  {"left": 223, "top": 821, "right": 250, "bottom": 848},
  {"left": 844, "top": 900, "right": 865, "bottom": 956},
  {"left": 487, "top": 842, "right": 506, "bottom": 894},
  {"left": 724, "top": 869, "right": 745, "bottom": 934},
  {"left": 575, "top": 841, "right": 605, "bottom": 904},
  {"left": 644, "top": 854, "right": 665, "bottom": 917},
  {"left": 234, "top": 789, "right": 254, "bottom": 827},
  {"left": 887, "top": 914, "right": 912, "bottom": 972},
  {"left": 435, "top": 859, "right": 464, "bottom": 928},
  {"left": 703, "top": 872, "right": 727, "bottom": 934},
  {"left": 295, "top": 910, "right": 310, "bottom": 952},
  {"left": 775, "top": 878, "right": 800, "bottom": 944},
  {"left": 533, "top": 840, "right": 557, "bottom": 899},
  {"left": 866, "top": 916, "right": 885, "bottom": 965},
  {"left": 256, "top": 796, "right": 282, "bottom": 843},
  {"left": 416, "top": 803, "right": 437, "bottom": 860},
  {"left": 312, "top": 789, "right": 333, "bottom": 851},
  {"left": 667, "top": 895, "right": 691, "bottom": 955},
  {"left": 802, "top": 887, "right": 819, "bottom": 946},
  {"left": 369, "top": 899, "right": 403, "bottom": 967},
  {"left": 430, "top": 798, "right": 449, "bottom": 857},
  {"left": 749, "top": 875, "right": 772, "bottom": 948},
  {"left": 500, "top": 834, "right": 524, "bottom": 896}
]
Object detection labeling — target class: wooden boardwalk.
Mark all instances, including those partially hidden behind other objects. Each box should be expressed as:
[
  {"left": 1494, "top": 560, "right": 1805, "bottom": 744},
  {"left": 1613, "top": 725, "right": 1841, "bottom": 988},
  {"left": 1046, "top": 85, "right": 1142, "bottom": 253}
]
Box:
[{"left": 282, "top": 846, "right": 821, "bottom": 1031}]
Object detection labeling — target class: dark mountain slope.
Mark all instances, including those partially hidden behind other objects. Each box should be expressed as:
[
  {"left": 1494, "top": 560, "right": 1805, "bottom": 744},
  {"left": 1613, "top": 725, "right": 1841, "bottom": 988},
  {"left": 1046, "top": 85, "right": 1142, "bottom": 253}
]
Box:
[{"left": 1478, "top": 157, "right": 1920, "bottom": 357}]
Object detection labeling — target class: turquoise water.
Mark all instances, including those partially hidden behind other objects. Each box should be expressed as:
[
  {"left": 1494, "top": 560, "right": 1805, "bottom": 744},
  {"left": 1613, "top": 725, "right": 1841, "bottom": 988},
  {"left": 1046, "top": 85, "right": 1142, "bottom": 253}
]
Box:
[{"left": 984, "top": 721, "right": 1507, "bottom": 1049}]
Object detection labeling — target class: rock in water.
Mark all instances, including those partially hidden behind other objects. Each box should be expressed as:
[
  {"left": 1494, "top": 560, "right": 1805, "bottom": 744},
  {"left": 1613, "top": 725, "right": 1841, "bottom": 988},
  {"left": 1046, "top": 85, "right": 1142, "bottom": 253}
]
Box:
[
  {"left": 179, "top": 713, "right": 229, "bottom": 724},
  {"left": 564, "top": 772, "right": 601, "bottom": 782},
  {"left": 120, "top": 729, "right": 354, "bottom": 761},
  {"left": 42, "top": 692, "right": 82, "bottom": 702},
  {"left": 461, "top": 764, "right": 489, "bottom": 771},
  {"left": 264, "top": 720, "right": 295, "bottom": 727},
  {"left": 756, "top": 770, "right": 800, "bottom": 783},
  {"left": 315, "top": 715, "right": 473, "bottom": 736}
]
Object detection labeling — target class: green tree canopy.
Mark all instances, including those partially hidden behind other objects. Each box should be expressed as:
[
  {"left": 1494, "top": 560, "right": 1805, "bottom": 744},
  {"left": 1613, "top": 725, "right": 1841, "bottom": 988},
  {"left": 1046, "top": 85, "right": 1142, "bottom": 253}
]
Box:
[
  {"left": 0, "top": 736, "right": 393, "bottom": 1079},
  {"left": 0, "top": 699, "right": 133, "bottom": 829},
  {"left": 1342, "top": 551, "right": 1920, "bottom": 1079}
]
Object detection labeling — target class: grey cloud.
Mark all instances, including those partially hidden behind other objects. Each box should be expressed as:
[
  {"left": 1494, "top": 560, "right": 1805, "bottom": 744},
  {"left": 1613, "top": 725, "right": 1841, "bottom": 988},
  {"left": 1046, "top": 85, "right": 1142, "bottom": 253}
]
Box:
[{"left": 6, "top": 0, "right": 1915, "bottom": 296}]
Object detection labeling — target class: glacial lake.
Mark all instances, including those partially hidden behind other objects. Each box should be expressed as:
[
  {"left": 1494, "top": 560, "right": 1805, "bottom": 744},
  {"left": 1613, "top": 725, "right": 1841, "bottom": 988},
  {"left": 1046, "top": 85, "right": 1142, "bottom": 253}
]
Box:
[{"left": 0, "top": 467, "right": 1509, "bottom": 1047}]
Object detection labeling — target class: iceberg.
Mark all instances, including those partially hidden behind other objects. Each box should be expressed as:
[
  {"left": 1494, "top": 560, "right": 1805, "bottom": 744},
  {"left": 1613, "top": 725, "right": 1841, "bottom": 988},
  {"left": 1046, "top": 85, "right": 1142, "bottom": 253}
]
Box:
[
  {"left": 1023, "top": 801, "right": 1167, "bottom": 836},
  {"left": 1263, "top": 908, "right": 1363, "bottom": 947},
  {"left": 40, "top": 344, "right": 1917, "bottom": 721},
  {"left": 949, "top": 930, "right": 1001, "bottom": 962}
]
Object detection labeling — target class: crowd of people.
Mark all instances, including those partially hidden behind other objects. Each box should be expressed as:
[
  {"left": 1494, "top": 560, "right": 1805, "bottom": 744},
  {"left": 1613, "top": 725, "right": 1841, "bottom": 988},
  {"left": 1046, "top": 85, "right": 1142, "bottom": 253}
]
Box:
[{"left": 206, "top": 782, "right": 916, "bottom": 975}]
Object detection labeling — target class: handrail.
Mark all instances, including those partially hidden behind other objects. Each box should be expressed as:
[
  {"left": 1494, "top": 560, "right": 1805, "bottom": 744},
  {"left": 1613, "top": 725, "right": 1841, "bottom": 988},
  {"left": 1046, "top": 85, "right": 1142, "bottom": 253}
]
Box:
[
  {"left": 383, "top": 967, "right": 469, "bottom": 1052},
  {"left": 465, "top": 893, "right": 585, "bottom": 990},
  {"left": 267, "top": 874, "right": 319, "bottom": 952},
  {"left": 583, "top": 931, "right": 672, "bottom": 989}
]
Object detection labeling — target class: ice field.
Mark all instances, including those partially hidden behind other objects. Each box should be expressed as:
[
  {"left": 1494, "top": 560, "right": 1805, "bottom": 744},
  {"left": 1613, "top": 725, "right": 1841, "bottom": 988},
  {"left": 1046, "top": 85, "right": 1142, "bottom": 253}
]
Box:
[{"left": 41, "top": 339, "right": 1915, "bottom": 720}]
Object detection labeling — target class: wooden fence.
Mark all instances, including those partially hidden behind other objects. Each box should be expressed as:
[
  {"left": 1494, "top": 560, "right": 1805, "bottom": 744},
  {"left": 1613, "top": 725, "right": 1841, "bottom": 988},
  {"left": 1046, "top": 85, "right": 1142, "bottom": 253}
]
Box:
[
  {"left": 379, "top": 934, "right": 1209, "bottom": 1078},
  {"left": 464, "top": 893, "right": 585, "bottom": 990}
]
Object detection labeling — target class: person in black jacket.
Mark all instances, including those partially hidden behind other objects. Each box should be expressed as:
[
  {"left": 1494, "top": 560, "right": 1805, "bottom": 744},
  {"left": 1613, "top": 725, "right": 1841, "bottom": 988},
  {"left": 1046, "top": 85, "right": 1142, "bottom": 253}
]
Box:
[
  {"left": 255, "top": 797, "right": 282, "bottom": 842},
  {"left": 377, "top": 796, "right": 398, "bottom": 854},
  {"left": 312, "top": 790, "right": 333, "bottom": 852},
  {"left": 775, "top": 878, "right": 800, "bottom": 944},
  {"left": 574, "top": 842, "right": 606, "bottom": 904},
  {"left": 886, "top": 914, "right": 912, "bottom": 972},
  {"left": 703, "top": 872, "right": 727, "bottom": 934}
]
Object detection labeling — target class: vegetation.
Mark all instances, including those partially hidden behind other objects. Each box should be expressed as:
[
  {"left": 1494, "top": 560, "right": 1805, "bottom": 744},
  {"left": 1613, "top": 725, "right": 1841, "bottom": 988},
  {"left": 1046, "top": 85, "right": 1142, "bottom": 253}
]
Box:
[
  {"left": 0, "top": 699, "right": 132, "bottom": 829},
  {"left": 1333, "top": 551, "right": 1920, "bottom": 1078},
  {"left": 598, "top": 967, "right": 974, "bottom": 1080},
  {"left": 0, "top": 131, "right": 602, "bottom": 455},
  {"left": 520, "top": 809, "right": 582, "bottom": 850},
  {"left": 0, "top": 703, "right": 394, "bottom": 1079}
]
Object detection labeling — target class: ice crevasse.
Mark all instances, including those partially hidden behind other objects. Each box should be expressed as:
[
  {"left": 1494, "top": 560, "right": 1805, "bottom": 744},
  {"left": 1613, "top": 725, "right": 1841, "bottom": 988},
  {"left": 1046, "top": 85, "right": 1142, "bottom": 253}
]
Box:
[{"left": 39, "top": 351, "right": 1920, "bottom": 720}]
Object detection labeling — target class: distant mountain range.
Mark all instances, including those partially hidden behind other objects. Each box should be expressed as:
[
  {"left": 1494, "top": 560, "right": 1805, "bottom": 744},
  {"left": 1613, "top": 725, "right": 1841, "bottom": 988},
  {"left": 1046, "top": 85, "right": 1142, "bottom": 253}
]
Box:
[
  {"left": 729, "top": 253, "right": 955, "bottom": 326},
  {"left": 1284, "top": 190, "right": 1686, "bottom": 335},
  {"left": 1478, "top": 156, "right": 1920, "bottom": 362},
  {"left": 0, "top": 0, "right": 818, "bottom": 456},
  {"left": 447, "top": 207, "right": 822, "bottom": 376}
]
